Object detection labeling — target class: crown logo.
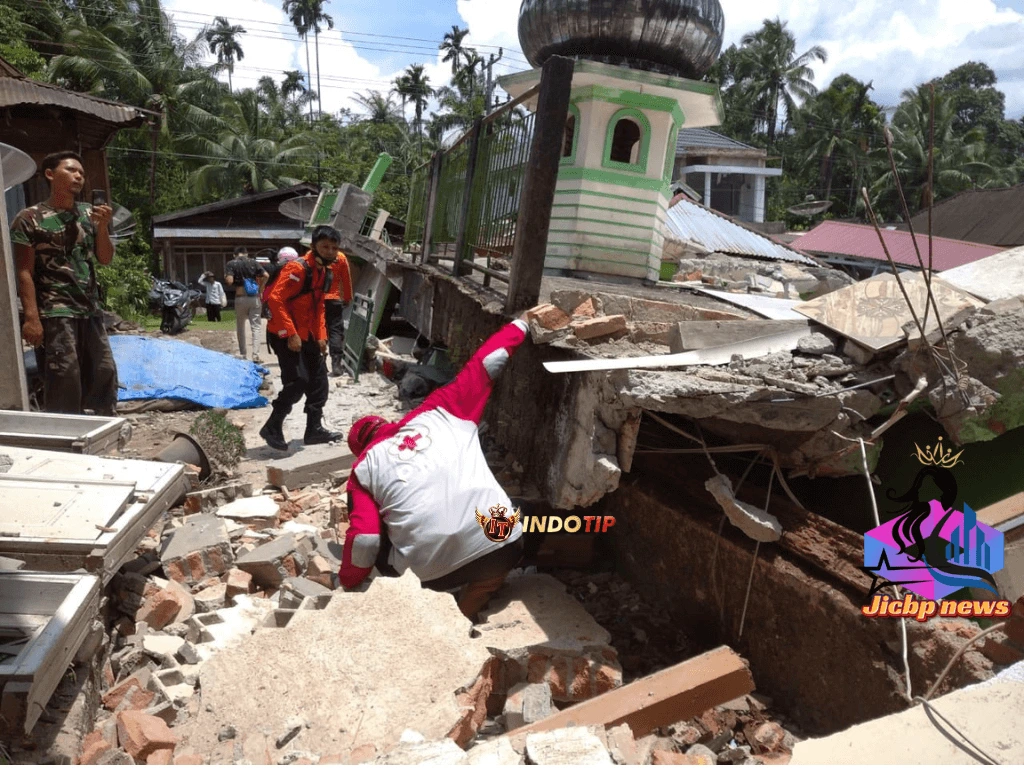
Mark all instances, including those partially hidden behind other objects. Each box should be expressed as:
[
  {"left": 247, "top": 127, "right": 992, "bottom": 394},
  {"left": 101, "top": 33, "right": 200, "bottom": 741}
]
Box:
[{"left": 913, "top": 437, "right": 963, "bottom": 469}]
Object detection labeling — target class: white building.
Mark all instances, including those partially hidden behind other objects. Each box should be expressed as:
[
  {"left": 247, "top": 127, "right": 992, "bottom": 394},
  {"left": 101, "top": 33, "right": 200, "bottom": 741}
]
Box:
[{"left": 673, "top": 128, "right": 780, "bottom": 224}]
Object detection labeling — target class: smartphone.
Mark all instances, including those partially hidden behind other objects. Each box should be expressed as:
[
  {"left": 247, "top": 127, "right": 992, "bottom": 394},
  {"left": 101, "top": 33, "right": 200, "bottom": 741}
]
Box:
[{"left": 91, "top": 189, "right": 107, "bottom": 207}]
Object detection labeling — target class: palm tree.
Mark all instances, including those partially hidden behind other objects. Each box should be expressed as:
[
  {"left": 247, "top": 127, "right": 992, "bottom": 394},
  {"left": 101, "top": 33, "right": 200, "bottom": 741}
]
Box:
[
  {"left": 440, "top": 25, "right": 473, "bottom": 76},
  {"left": 282, "top": 70, "right": 307, "bottom": 102},
  {"left": 399, "top": 64, "right": 432, "bottom": 143},
  {"left": 352, "top": 91, "right": 403, "bottom": 124},
  {"left": 204, "top": 16, "right": 245, "bottom": 93},
  {"left": 282, "top": 0, "right": 332, "bottom": 120},
  {"left": 871, "top": 86, "right": 991, "bottom": 217},
  {"left": 735, "top": 18, "right": 827, "bottom": 148}
]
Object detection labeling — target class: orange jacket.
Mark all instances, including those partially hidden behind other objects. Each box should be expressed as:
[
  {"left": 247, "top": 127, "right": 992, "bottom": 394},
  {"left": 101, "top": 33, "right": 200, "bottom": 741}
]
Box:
[
  {"left": 325, "top": 251, "right": 353, "bottom": 303},
  {"left": 266, "top": 251, "right": 328, "bottom": 342}
]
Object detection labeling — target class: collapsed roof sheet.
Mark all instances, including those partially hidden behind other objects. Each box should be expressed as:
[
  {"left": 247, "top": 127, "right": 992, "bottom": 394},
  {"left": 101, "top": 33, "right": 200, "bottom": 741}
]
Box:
[{"left": 664, "top": 199, "right": 818, "bottom": 266}]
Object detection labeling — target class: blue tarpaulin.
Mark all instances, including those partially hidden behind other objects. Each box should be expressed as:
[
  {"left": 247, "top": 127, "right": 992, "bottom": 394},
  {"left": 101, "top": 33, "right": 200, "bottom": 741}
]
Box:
[{"left": 110, "top": 335, "right": 269, "bottom": 409}]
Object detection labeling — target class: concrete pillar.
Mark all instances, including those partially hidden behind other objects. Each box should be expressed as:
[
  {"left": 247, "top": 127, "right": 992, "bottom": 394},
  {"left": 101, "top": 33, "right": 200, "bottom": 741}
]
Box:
[
  {"left": 754, "top": 175, "right": 766, "bottom": 223},
  {"left": 704, "top": 172, "right": 712, "bottom": 209},
  {"left": 0, "top": 161, "right": 30, "bottom": 410}
]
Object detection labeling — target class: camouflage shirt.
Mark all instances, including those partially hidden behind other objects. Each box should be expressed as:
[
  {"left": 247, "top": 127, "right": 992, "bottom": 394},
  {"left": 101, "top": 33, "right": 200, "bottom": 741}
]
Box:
[{"left": 10, "top": 202, "right": 102, "bottom": 318}]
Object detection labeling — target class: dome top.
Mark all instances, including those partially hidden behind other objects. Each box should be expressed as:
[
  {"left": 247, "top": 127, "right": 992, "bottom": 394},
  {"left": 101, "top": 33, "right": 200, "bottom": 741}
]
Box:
[{"left": 518, "top": 0, "right": 725, "bottom": 80}]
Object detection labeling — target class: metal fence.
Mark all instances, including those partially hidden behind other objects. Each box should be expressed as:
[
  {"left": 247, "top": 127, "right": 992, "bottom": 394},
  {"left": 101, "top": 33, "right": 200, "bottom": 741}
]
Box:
[{"left": 405, "top": 85, "right": 541, "bottom": 287}]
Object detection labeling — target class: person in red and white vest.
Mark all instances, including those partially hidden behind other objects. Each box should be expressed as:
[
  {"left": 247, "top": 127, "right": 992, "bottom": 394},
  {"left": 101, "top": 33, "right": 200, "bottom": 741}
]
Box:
[{"left": 340, "top": 309, "right": 538, "bottom": 620}]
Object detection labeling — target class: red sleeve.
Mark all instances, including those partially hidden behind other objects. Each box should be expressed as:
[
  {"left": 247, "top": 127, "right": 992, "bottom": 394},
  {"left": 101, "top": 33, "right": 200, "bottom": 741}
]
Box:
[
  {"left": 317, "top": 271, "right": 328, "bottom": 342},
  {"left": 424, "top": 320, "right": 528, "bottom": 424},
  {"left": 339, "top": 471, "right": 382, "bottom": 589},
  {"left": 267, "top": 261, "right": 304, "bottom": 339}
]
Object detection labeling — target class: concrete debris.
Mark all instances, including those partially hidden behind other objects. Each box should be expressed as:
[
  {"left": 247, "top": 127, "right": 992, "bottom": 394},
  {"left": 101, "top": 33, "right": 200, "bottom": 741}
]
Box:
[
  {"left": 464, "top": 736, "right": 524, "bottom": 765},
  {"left": 502, "top": 683, "right": 552, "bottom": 731},
  {"left": 704, "top": 474, "right": 783, "bottom": 543},
  {"left": 375, "top": 738, "right": 468, "bottom": 765},
  {"left": 524, "top": 727, "right": 613, "bottom": 765},
  {"left": 234, "top": 533, "right": 316, "bottom": 589},
  {"left": 669, "top": 320, "right": 810, "bottom": 354},
  {"left": 796, "top": 333, "right": 835, "bottom": 356},
  {"left": 266, "top": 444, "right": 355, "bottom": 490},
  {"left": 160, "top": 514, "right": 234, "bottom": 587},
  {"left": 215, "top": 495, "right": 280, "bottom": 526}
]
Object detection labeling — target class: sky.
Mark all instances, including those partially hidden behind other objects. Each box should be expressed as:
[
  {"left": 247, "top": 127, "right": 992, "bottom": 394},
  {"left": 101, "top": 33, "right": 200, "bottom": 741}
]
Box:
[{"left": 163, "top": 0, "right": 1024, "bottom": 120}]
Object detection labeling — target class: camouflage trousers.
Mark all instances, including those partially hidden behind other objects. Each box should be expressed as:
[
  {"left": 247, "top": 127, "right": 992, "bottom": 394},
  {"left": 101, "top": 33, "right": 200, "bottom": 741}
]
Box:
[{"left": 41, "top": 316, "right": 118, "bottom": 416}]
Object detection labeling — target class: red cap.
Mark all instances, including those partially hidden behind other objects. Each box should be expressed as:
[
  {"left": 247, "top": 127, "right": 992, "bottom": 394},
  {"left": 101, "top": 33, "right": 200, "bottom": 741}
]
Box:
[{"left": 348, "top": 415, "right": 388, "bottom": 457}]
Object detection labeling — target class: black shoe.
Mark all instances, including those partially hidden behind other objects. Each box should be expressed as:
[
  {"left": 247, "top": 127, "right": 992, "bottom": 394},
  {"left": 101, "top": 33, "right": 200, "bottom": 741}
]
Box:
[
  {"left": 259, "top": 410, "right": 288, "bottom": 451},
  {"left": 304, "top": 416, "right": 342, "bottom": 446}
]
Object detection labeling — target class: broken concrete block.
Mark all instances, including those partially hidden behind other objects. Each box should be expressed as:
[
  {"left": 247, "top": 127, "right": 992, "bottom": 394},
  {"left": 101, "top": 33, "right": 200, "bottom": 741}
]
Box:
[
  {"left": 279, "top": 576, "right": 332, "bottom": 609},
  {"left": 235, "top": 533, "right": 315, "bottom": 589},
  {"left": 704, "top": 474, "right": 782, "bottom": 543},
  {"left": 267, "top": 445, "right": 354, "bottom": 490},
  {"left": 476, "top": 573, "right": 621, "bottom": 704},
  {"left": 193, "top": 583, "right": 227, "bottom": 613},
  {"left": 841, "top": 339, "right": 875, "bottom": 365},
  {"left": 796, "top": 333, "right": 836, "bottom": 356},
  {"left": 183, "top": 480, "right": 253, "bottom": 514},
  {"left": 502, "top": 682, "right": 552, "bottom": 731},
  {"left": 464, "top": 736, "right": 523, "bottom": 765},
  {"left": 376, "top": 738, "right": 468, "bottom": 765},
  {"left": 116, "top": 710, "right": 178, "bottom": 761},
  {"left": 160, "top": 514, "right": 234, "bottom": 587},
  {"left": 669, "top": 320, "right": 810, "bottom": 354},
  {"left": 141, "top": 635, "right": 185, "bottom": 659},
  {"left": 571, "top": 314, "right": 627, "bottom": 341},
  {"left": 172, "top": 571, "right": 492, "bottom": 760},
  {"left": 525, "top": 727, "right": 612, "bottom": 765},
  {"left": 215, "top": 495, "right": 279, "bottom": 529}
]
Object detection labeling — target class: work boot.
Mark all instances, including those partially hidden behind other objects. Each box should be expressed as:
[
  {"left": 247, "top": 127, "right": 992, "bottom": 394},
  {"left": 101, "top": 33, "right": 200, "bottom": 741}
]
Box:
[
  {"left": 330, "top": 355, "right": 344, "bottom": 378},
  {"left": 304, "top": 411, "right": 342, "bottom": 445},
  {"left": 259, "top": 407, "right": 289, "bottom": 451}
]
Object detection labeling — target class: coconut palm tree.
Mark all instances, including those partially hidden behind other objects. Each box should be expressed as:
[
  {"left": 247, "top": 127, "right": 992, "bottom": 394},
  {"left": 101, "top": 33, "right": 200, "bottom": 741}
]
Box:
[
  {"left": 282, "top": 0, "right": 315, "bottom": 125},
  {"left": 282, "top": 0, "right": 332, "bottom": 120},
  {"left": 400, "top": 64, "right": 432, "bottom": 143},
  {"left": 204, "top": 16, "right": 245, "bottom": 93},
  {"left": 282, "top": 70, "right": 307, "bottom": 102},
  {"left": 440, "top": 25, "right": 473, "bottom": 76},
  {"left": 735, "top": 18, "right": 827, "bottom": 148},
  {"left": 871, "top": 86, "right": 992, "bottom": 217},
  {"left": 352, "top": 91, "right": 403, "bottom": 125}
]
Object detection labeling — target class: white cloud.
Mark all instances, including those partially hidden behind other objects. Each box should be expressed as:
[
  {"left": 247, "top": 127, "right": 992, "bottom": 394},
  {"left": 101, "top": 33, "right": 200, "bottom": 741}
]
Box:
[{"left": 454, "top": 0, "right": 1024, "bottom": 117}]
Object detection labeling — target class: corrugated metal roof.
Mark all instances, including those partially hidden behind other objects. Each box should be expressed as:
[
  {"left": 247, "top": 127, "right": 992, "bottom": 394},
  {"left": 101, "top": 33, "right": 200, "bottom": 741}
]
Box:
[
  {"left": 676, "top": 128, "right": 762, "bottom": 155},
  {"left": 0, "top": 75, "right": 148, "bottom": 127},
  {"left": 664, "top": 198, "right": 819, "bottom": 265},
  {"left": 906, "top": 185, "right": 1024, "bottom": 247},
  {"left": 792, "top": 221, "right": 1003, "bottom": 272},
  {"left": 153, "top": 183, "right": 321, "bottom": 223},
  {"left": 153, "top": 228, "right": 306, "bottom": 240}
]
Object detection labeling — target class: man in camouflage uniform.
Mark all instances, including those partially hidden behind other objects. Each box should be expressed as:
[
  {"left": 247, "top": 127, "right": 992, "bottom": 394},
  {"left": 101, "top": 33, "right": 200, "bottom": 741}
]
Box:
[{"left": 11, "top": 151, "right": 118, "bottom": 415}]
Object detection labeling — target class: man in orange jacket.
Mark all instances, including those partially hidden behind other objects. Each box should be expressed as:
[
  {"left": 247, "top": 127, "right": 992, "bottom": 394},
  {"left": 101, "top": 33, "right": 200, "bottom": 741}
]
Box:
[
  {"left": 259, "top": 225, "right": 343, "bottom": 450},
  {"left": 324, "top": 248, "right": 353, "bottom": 377}
]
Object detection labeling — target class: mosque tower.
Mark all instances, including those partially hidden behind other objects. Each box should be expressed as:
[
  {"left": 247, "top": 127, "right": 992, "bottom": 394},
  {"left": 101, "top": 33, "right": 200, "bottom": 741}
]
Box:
[{"left": 499, "top": 0, "right": 725, "bottom": 283}]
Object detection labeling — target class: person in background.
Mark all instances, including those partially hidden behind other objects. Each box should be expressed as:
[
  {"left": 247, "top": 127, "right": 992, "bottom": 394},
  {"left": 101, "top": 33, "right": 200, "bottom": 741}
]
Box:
[
  {"left": 259, "top": 226, "right": 344, "bottom": 450},
  {"left": 10, "top": 151, "right": 118, "bottom": 415},
  {"left": 325, "top": 248, "right": 353, "bottom": 377},
  {"left": 197, "top": 271, "right": 225, "bottom": 322},
  {"left": 224, "top": 245, "right": 267, "bottom": 363}
]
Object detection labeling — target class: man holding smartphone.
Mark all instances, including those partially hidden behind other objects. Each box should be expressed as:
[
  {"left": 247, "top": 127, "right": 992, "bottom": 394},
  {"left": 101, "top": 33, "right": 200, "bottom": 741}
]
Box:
[{"left": 10, "top": 151, "right": 118, "bottom": 415}]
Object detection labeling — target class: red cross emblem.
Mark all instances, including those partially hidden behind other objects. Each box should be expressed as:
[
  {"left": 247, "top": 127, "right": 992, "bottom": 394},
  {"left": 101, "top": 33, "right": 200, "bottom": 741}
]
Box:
[{"left": 399, "top": 433, "right": 422, "bottom": 452}]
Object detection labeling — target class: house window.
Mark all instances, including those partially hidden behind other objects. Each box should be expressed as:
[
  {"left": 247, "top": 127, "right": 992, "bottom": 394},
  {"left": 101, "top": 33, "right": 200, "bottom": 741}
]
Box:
[
  {"left": 602, "top": 109, "right": 651, "bottom": 173},
  {"left": 561, "top": 104, "right": 580, "bottom": 165}
]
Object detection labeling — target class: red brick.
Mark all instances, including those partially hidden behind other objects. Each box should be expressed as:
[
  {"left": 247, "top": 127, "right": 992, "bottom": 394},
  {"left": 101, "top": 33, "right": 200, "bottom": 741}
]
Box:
[
  {"left": 205, "top": 547, "right": 227, "bottom": 576},
  {"left": 116, "top": 711, "right": 178, "bottom": 761},
  {"left": 569, "top": 656, "right": 591, "bottom": 700},
  {"left": 172, "top": 755, "right": 205, "bottom": 765},
  {"left": 102, "top": 673, "right": 147, "bottom": 711},
  {"left": 147, "top": 747, "right": 174, "bottom": 764},
  {"left": 282, "top": 554, "right": 301, "bottom": 577},
  {"left": 571, "top": 298, "right": 596, "bottom": 318},
  {"left": 121, "top": 688, "right": 156, "bottom": 712},
  {"left": 749, "top": 722, "right": 786, "bottom": 753},
  {"left": 979, "top": 636, "right": 1024, "bottom": 666},
  {"left": 1007, "top": 597, "right": 1024, "bottom": 647},
  {"left": 527, "top": 654, "right": 548, "bottom": 685},
  {"left": 594, "top": 663, "right": 622, "bottom": 695},
  {"left": 78, "top": 731, "right": 112, "bottom": 764},
  {"left": 142, "top": 581, "right": 161, "bottom": 599},
  {"left": 223, "top": 568, "right": 252, "bottom": 600},
  {"left": 277, "top": 502, "right": 300, "bottom": 522},
  {"left": 136, "top": 589, "right": 185, "bottom": 631},
  {"left": 164, "top": 559, "right": 187, "bottom": 584},
  {"left": 571, "top": 314, "right": 627, "bottom": 341},
  {"left": 186, "top": 552, "right": 205, "bottom": 582},
  {"left": 102, "top": 661, "right": 115, "bottom": 688},
  {"left": 447, "top": 658, "right": 499, "bottom": 748},
  {"left": 527, "top": 303, "right": 571, "bottom": 331},
  {"left": 305, "top": 555, "right": 335, "bottom": 589}
]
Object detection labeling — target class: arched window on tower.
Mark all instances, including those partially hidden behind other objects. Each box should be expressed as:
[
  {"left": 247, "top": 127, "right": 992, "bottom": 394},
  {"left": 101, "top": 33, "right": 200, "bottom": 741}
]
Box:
[
  {"left": 610, "top": 119, "right": 642, "bottom": 164},
  {"left": 562, "top": 114, "right": 576, "bottom": 158}
]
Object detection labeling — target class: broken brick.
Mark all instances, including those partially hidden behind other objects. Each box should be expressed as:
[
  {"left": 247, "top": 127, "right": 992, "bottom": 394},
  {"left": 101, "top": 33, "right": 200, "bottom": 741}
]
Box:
[
  {"left": 78, "top": 731, "right": 112, "bottom": 765},
  {"left": 979, "top": 635, "right": 1024, "bottom": 666},
  {"left": 571, "top": 314, "right": 627, "bottom": 341},
  {"left": 571, "top": 298, "right": 596, "bottom": 318},
  {"left": 147, "top": 748, "right": 174, "bottom": 764},
  {"left": 172, "top": 754, "right": 205, "bottom": 765},
  {"left": 305, "top": 555, "right": 335, "bottom": 589},
  {"left": 527, "top": 303, "right": 571, "bottom": 330},
  {"left": 223, "top": 568, "right": 252, "bottom": 600},
  {"left": 748, "top": 722, "right": 786, "bottom": 754},
  {"left": 102, "top": 670, "right": 151, "bottom": 711},
  {"left": 116, "top": 711, "right": 178, "bottom": 761},
  {"left": 136, "top": 589, "right": 185, "bottom": 632}
]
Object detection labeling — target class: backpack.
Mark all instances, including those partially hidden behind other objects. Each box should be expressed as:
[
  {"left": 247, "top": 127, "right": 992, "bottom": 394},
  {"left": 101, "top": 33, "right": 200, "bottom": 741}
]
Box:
[
  {"left": 262, "top": 259, "right": 333, "bottom": 308},
  {"left": 243, "top": 277, "right": 260, "bottom": 296}
]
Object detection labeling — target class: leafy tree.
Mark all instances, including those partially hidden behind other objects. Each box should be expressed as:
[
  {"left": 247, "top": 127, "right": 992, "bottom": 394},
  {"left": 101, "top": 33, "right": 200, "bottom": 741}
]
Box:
[
  {"left": 734, "top": 18, "right": 827, "bottom": 148},
  {"left": 204, "top": 16, "right": 245, "bottom": 93},
  {"left": 352, "top": 91, "right": 403, "bottom": 125},
  {"left": 0, "top": 4, "right": 45, "bottom": 76}
]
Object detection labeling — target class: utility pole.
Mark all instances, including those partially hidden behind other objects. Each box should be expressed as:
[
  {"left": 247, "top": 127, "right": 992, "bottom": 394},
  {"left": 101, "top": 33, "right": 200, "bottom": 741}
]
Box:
[{"left": 484, "top": 48, "right": 503, "bottom": 112}]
